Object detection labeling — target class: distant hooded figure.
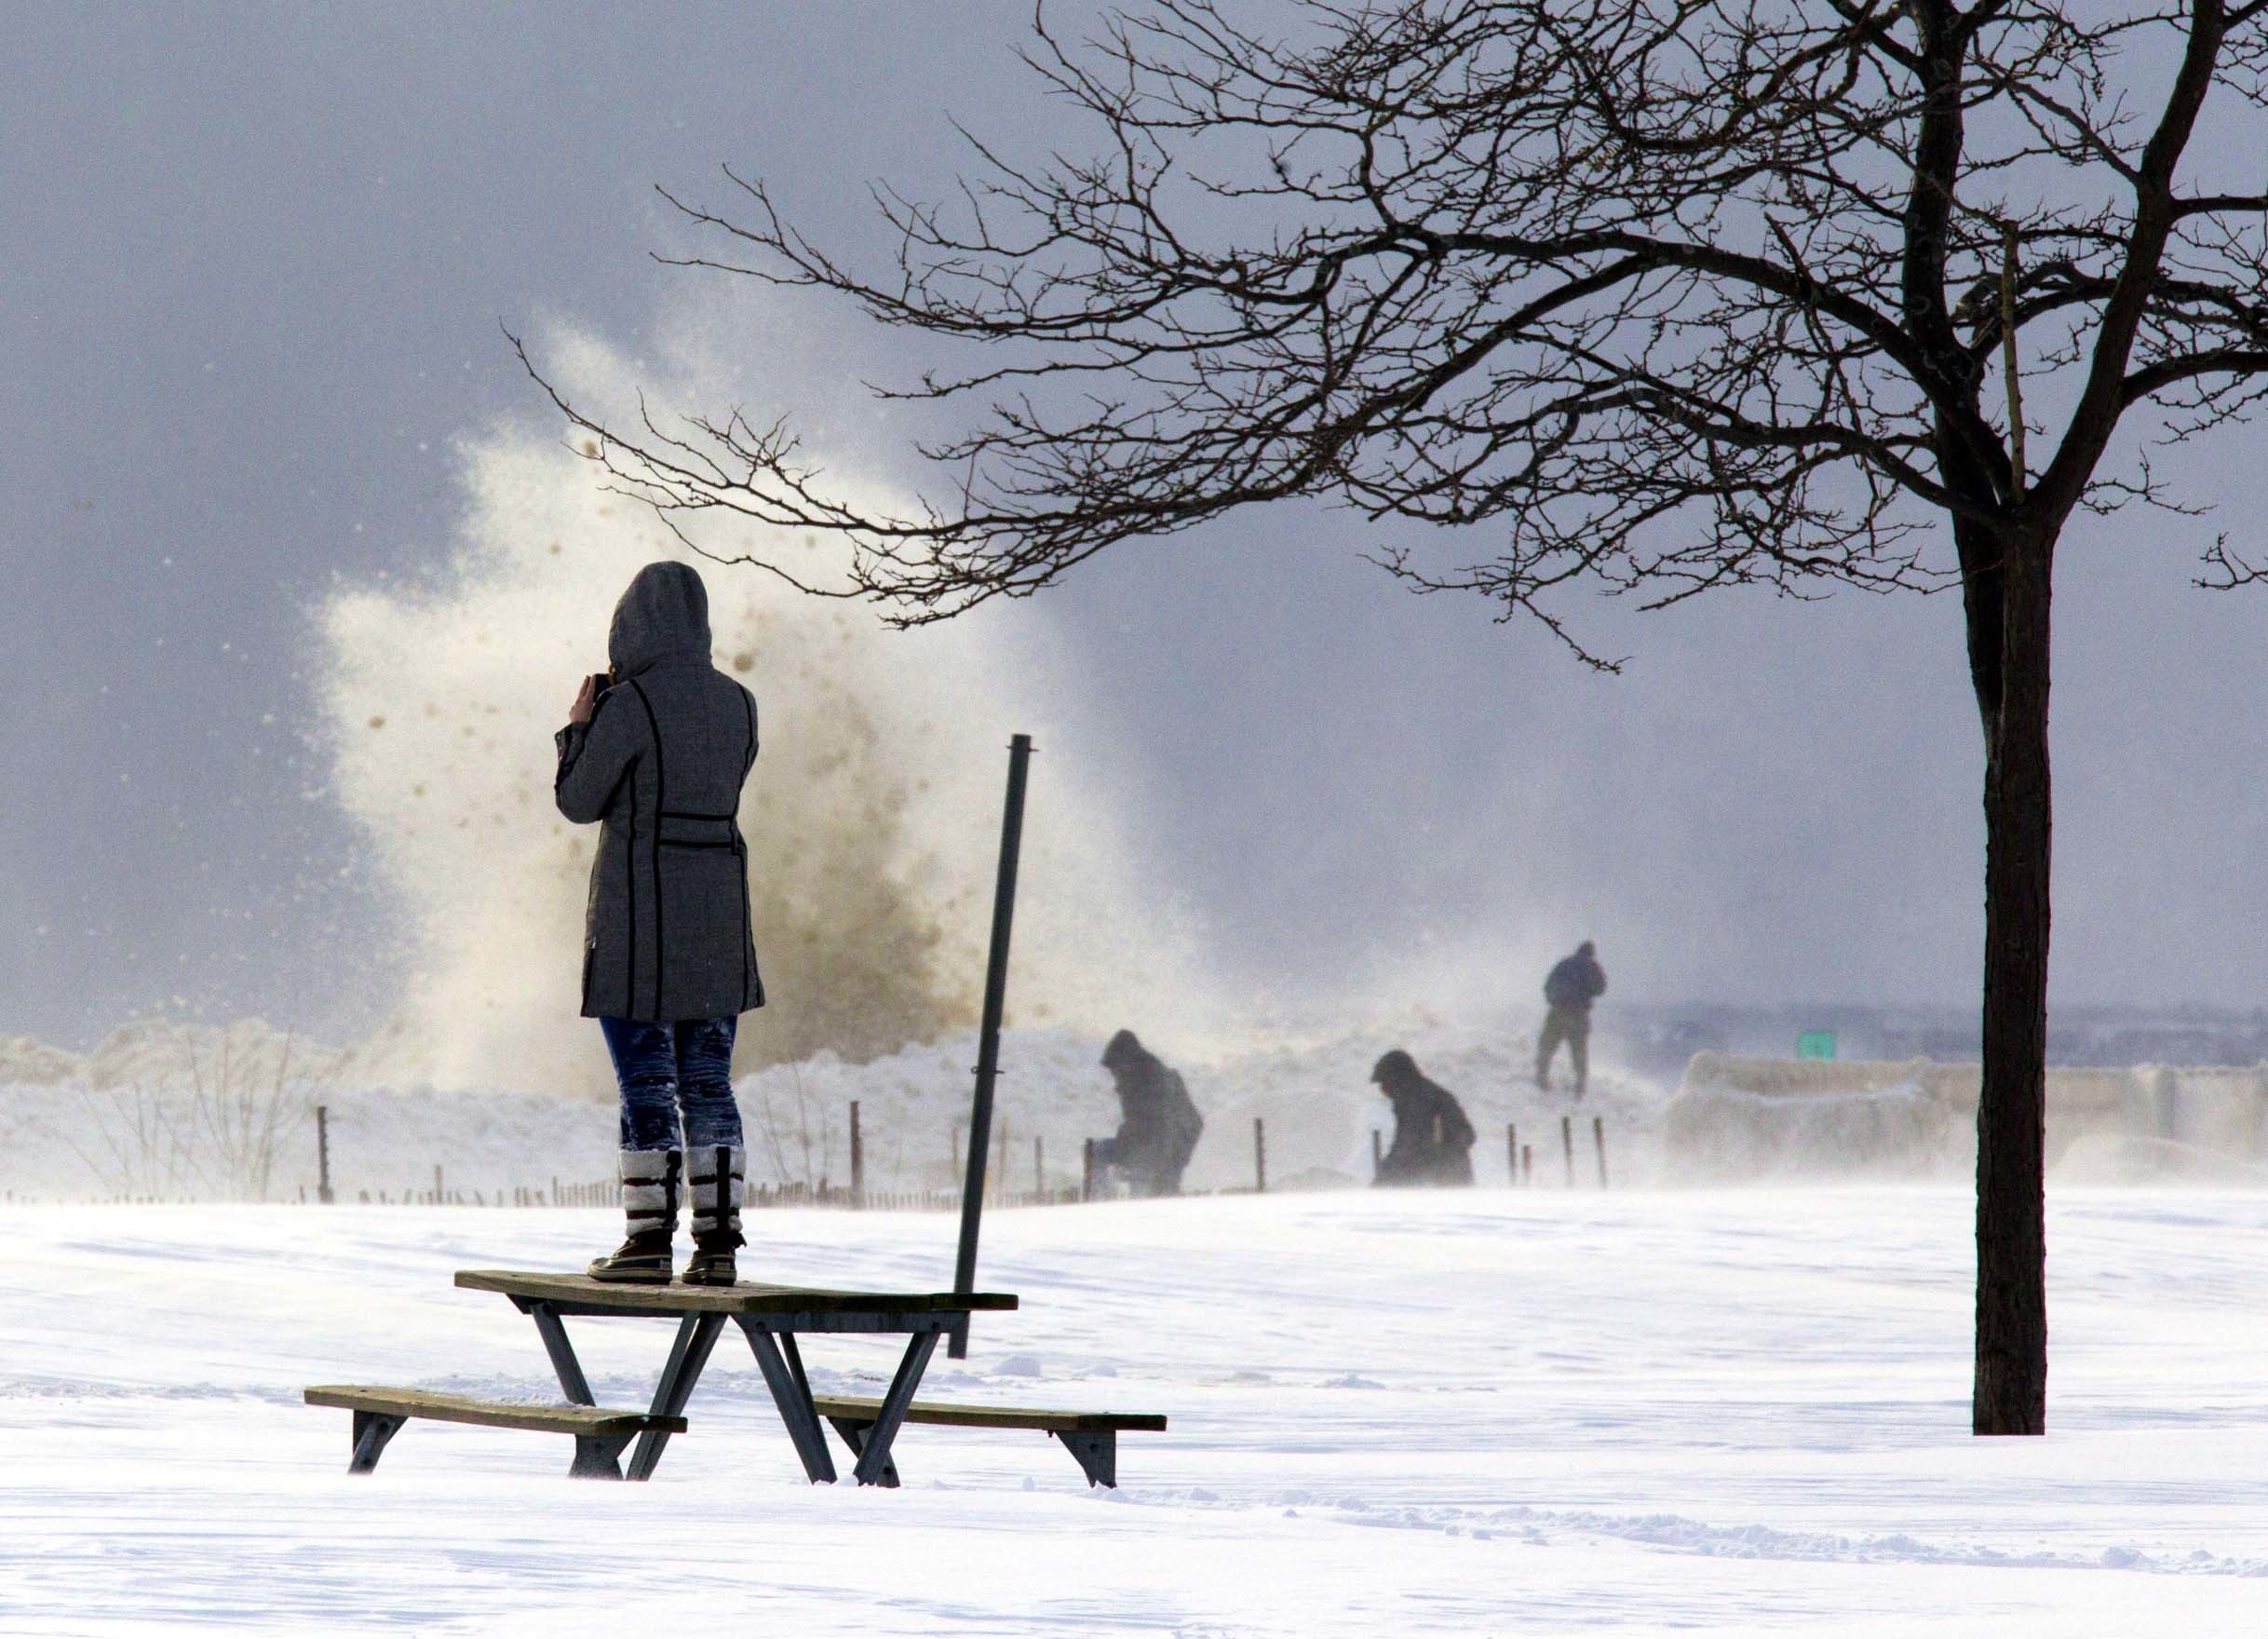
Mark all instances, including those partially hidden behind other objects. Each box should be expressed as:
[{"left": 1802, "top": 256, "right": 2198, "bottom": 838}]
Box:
[
  {"left": 1370, "top": 1050, "right": 1477, "bottom": 1187},
  {"left": 1092, "top": 1029, "right": 1204, "bottom": 1197},
  {"left": 1536, "top": 941, "right": 1608, "bottom": 1099},
  {"left": 555, "top": 561, "right": 763, "bottom": 1288}
]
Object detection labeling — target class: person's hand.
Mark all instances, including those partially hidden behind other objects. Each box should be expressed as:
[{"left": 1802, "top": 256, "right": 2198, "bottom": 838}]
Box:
[{"left": 569, "top": 673, "right": 600, "bottom": 726}]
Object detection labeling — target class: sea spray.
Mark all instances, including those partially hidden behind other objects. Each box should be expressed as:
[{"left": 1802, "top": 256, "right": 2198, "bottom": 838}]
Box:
[{"left": 317, "top": 321, "right": 1213, "bottom": 1094}]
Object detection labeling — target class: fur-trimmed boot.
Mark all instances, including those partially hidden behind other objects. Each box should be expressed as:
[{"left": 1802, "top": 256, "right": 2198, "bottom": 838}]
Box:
[
  {"left": 682, "top": 1143, "right": 747, "bottom": 1287},
  {"left": 587, "top": 1148, "right": 681, "bottom": 1283}
]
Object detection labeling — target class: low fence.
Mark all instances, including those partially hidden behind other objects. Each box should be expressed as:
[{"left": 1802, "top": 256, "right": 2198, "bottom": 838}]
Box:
[
  {"left": 17, "top": 1105, "right": 1619, "bottom": 1208},
  {"left": 339, "top": 1180, "right": 1080, "bottom": 1212}
]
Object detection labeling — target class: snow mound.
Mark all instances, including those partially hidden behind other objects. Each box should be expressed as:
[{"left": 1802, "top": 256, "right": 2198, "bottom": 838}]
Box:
[
  {"left": 2052, "top": 1131, "right": 2268, "bottom": 1187},
  {"left": 1662, "top": 1051, "right": 2268, "bottom": 1182},
  {"left": 1664, "top": 1076, "right": 1962, "bottom": 1182}
]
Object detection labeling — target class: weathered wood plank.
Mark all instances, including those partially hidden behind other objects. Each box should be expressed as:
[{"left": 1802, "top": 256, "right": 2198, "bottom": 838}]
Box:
[
  {"left": 454, "top": 1269, "right": 1018, "bottom": 1315},
  {"left": 810, "top": 1394, "right": 1167, "bottom": 1433},
  {"left": 304, "top": 1386, "right": 683, "bottom": 1438}
]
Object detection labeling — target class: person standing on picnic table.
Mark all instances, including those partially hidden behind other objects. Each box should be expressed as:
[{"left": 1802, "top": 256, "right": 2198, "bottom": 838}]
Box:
[
  {"left": 556, "top": 561, "right": 763, "bottom": 1287},
  {"left": 1370, "top": 1050, "right": 1476, "bottom": 1186},
  {"left": 1535, "top": 941, "right": 1607, "bottom": 1099},
  {"left": 1091, "top": 1029, "right": 1205, "bottom": 1197}
]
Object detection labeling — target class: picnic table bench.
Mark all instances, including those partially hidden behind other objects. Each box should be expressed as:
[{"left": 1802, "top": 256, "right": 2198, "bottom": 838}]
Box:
[
  {"left": 810, "top": 1394, "right": 1167, "bottom": 1488},
  {"left": 304, "top": 1385, "right": 682, "bottom": 1479}
]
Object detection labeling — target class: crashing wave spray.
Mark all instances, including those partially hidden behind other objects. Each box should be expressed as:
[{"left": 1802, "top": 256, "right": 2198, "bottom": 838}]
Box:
[{"left": 319, "top": 320, "right": 1215, "bottom": 1094}]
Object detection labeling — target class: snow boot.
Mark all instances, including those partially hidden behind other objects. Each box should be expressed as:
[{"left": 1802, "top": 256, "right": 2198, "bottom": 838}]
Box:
[
  {"left": 682, "top": 1143, "right": 746, "bottom": 1287},
  {"left": 587, "top": 1148, "right": 680, "bottom": 1283},
  {"left": 682, "top": 1239, "right": 737, "bottom": 1287}
]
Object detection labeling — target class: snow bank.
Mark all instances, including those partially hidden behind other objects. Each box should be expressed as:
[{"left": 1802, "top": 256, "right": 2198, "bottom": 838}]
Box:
[
  {"left": 0, "top": 1013, "right": 1671, "bottom": 1202},
  {"left": 1662, "top": 1051, "right": 2268, "bottom": 1183},
  {"left": 1665, "top": 1077, "right": 1963, "bottom": 1182},
  {"left": 18, "top": 1015, "right": 2268, "bottom": 1201}
]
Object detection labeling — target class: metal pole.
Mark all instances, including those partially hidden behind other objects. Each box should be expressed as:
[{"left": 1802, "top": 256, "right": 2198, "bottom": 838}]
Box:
[
  {"left": 317, "top": 1105, "right": 333, "bottom": 1205},
  {"left": 850, "top": 1101, "right": 864, "bottom": 1209},
  {"left": 1253, "top": 1117, "right": 1267, "bottom": 1194},
  {"left": 950, "top": 733, "right": 1033, "bottom": 1358}
]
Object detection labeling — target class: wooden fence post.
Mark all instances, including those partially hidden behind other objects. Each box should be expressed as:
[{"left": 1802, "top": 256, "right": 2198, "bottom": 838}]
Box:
[
  {"left": 1506, "top": 1122, "right": 1518, "bottom": 1188},
  {"left": 434, "top": 1163, "right": 444, "bottom": 1204},
  {"left": 850, "top": 1101, "right": 865, "bottom": 1208},
  {"left": 1559, "top": 1117, "right": 1573, "bottom": 1187},
  {"left": 1594, "top": 1116, "right": 1608, "bottom": 1189},
  {"left": 1082, "top": 1136, "right": 1095, "bottom": 1202},
  {"left": 316, "top": 1105, "right": 333, "bottom": 1205},
  {"left": 1253, "top": 1117, "right": 1267, "bottom": 1194},
  {"left": 1521, "top": 1144, "right": 1533, "bottom": 1184},
  {"left": 1371, "top": 1128, "right": 1384, "bottom": 1181}
]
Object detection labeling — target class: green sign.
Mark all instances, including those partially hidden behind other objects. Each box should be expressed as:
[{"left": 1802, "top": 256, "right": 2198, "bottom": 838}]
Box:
[{"left": 1798, "top": 1030, "right": 1837, "bottom": 1061}]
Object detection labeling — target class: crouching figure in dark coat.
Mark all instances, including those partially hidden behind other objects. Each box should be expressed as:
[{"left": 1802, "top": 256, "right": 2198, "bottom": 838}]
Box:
[
  {"left": 556, "top": 561, "right": 763, "bottom": 1287},
  {"left": 1535, "top": 941, "right": 1607, "bottom": 1099},
  {"left": 1092, "top": 1029, "right": 1204, "bottom": 1197},
  {"left": 1370, "top": 1050, "right": 1477, "bottom": 1187}
]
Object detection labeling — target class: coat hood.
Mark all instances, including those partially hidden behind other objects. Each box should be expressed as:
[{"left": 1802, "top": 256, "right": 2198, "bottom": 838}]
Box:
[
  {"left": 1370, "top": 1048, "right": 1420, "bottom": 1086},
  {"left": 609, "top": 562, "right": 712, "bottom": 678},
  {"left": 1102, "top": 1028, "right": 1151, "bottom": 1071}
]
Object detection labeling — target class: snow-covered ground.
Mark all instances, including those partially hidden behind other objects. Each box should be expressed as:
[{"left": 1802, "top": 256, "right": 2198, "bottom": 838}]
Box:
[{"left": 3, "top": 1186, "right": 2265, "bottom": 1634}]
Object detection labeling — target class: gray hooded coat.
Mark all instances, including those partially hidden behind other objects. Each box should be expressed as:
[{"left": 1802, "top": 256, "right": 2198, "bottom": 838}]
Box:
[{"left": 554, "top": 562, "right": 764, "bottom": 1023}]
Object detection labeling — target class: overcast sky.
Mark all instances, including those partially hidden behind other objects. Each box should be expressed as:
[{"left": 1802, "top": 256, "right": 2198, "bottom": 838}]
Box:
[{"left": 5, "top": 3, "right": 2265, "bottom": 1050}]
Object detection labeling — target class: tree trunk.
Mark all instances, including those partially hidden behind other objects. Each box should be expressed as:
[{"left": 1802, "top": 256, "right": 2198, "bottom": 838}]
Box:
[{"left": 1972, "top": 530, "right": 2052, "bottom": 1436}]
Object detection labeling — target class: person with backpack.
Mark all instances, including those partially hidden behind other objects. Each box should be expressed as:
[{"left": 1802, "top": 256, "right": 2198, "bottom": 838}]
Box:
[{"left": 1536, "top": 941, "right": 1607, "bottom": 1099}]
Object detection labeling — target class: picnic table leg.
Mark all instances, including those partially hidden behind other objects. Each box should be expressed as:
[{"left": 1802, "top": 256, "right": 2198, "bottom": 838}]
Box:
[
  {"left": 734, "top": 1320, "right": 838, "bottom": 1484},
  {"left": 821, "top": 1414, "right": 900, "bottom": 1488},
  {"left": 1053, "top": 1429, "right": 1120, "bottom": 1488},
  {"left": 347, "top": 1410, "right": 406, "bottom": 1474},
  {"left": 625, "top": 1312, "right": 726, "bottom": 1481},
  {"left": 780, "top": 1333, "right": 816, "bottom": 1408},
  {"left": 520, "top": 1300, "right": 596, "bottom": 1406},
  {"left": 571, "top": 1430, "right": 637, "bottom": 1481},
  {"left": 851, "top": 1324, "right": 943, "bottom": 1488}
]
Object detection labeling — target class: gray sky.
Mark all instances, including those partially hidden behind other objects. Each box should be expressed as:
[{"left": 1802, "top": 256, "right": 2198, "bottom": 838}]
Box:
[{"left": 5, "top": 3, "right": 2265, "bottom": 1050}]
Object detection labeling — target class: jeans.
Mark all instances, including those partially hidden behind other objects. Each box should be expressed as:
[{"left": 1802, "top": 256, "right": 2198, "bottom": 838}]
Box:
[{"left": 601, "top": 1015, "right": 745, "bottom": 1153}]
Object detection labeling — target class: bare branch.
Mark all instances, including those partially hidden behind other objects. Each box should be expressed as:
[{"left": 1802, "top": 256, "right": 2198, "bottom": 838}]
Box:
[{"left": 523, "top": 0, "right": 2268, "bottom": 647}]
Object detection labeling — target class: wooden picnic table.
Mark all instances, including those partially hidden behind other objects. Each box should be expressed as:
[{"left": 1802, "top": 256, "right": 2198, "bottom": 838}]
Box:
[{"left": 454, "top": 1270, "right": 1017, "bottom": 1484}]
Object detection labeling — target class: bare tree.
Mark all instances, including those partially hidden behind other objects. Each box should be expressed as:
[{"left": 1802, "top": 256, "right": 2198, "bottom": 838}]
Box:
[{"left": 526, "top": 0, "right": 2268, "bottom": 1433}]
